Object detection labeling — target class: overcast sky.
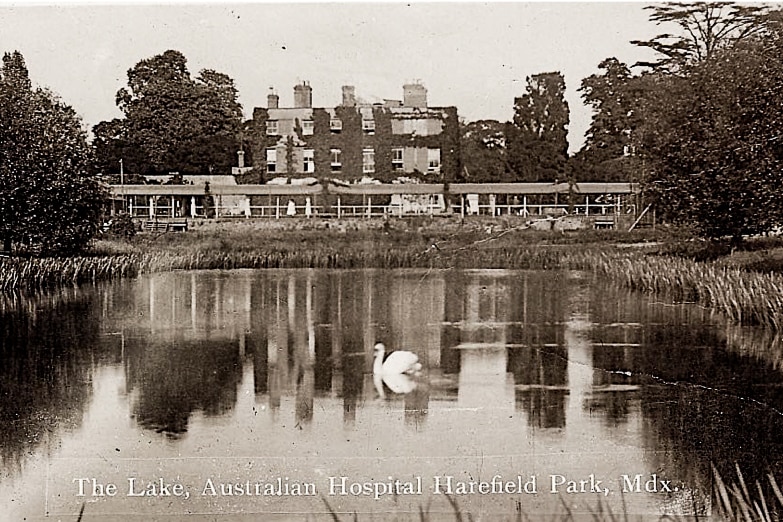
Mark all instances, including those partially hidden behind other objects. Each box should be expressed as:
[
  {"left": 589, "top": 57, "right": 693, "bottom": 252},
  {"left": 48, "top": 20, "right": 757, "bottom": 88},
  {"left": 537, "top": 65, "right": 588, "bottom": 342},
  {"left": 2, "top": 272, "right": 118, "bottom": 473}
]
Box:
[{"left": 0, "top": 2, "right": 661, "bottom": 152}]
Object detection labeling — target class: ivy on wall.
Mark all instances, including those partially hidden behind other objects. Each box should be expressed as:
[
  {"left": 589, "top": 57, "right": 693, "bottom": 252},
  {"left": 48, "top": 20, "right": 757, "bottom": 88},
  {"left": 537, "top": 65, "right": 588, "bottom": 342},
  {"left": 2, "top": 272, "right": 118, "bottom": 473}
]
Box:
[
  {"left": 441, "top": 107, "right": 461, "bottom": 184},
  {"left": 371, "top": 107, "right": 394, "bottom": 182},
  {"left": 248, "top": 104, "right": 460, "bottom": 183},
  {"left": 285, "top": 135, "right": 295, "bottom": 176},
  {"left": 310, "top": 109, "right": 332, "bottom": 181},
  {"left": 248, "top": 107, "right": 269, "bottom": 177},
  {"left": 334, "top": 106, "right": 363, "bottom": 181}
]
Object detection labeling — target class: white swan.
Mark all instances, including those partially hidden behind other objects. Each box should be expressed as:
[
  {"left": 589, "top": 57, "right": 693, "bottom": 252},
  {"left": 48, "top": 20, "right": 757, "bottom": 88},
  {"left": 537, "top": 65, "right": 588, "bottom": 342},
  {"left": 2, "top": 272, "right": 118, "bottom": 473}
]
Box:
[{"left": 373, "top": 343, "right": 422, "bottom": 397}]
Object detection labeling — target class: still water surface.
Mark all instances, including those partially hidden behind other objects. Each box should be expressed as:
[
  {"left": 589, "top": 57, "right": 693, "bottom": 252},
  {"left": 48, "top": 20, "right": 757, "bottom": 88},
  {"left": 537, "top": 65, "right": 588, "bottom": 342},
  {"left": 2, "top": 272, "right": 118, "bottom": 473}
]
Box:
[{"left": 2, "top": 269, "right": 783, "bottom": 520}]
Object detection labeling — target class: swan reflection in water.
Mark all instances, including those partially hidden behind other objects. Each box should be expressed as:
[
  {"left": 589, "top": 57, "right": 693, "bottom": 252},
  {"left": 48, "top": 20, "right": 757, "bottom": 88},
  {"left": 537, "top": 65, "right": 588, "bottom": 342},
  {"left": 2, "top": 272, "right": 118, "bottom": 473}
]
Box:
[{"left": 372, "top": 342, "right": 423, "bottom": 399}]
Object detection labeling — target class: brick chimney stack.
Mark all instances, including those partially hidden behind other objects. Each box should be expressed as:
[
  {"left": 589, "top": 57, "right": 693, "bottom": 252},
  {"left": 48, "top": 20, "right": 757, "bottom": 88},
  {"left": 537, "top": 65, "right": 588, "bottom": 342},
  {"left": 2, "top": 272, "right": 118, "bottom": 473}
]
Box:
[
  {"left": 294, "top": 81, "right": 313, "bottom": 108},
  {"left": 403, "top": 81, "right": 427, "bottom": 108},
  {"left": 342, "top": 85, "right": 356, "bottom": 107},
  {"left": 267, "top": 88, "right": 279, "bottom": 109}
]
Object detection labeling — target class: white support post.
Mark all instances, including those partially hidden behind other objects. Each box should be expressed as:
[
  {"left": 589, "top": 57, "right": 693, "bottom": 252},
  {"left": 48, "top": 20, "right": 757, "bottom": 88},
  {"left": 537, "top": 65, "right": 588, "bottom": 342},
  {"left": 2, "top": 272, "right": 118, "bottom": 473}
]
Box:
[
  {"left": 190, "top": 197, "right": 196, "bottom": 218},
  {"left": 523, "top": 196, "right": 528, "bottom": 217},
  {"left": 148, "top": 197, "right": 154, "bottom": 220},
  {"left": 585, "top": 195, "right": 589, "bottom": 216},
  {"left": 337, "top": 196, "right": 341, "bottom": 219},
  {"left": 275, "top": 197, "right": 280, "bottom": 219},
  {"left": 367, "top": 196, "right": 372, "bottom": 218},
  {"left": 460, "top": 195, "right": 465, "bottom": 218}
]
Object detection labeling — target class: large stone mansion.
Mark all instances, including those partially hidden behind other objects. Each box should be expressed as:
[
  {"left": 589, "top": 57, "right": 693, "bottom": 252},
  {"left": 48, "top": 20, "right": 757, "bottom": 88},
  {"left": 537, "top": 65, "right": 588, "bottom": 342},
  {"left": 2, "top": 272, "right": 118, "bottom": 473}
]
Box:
[{"left": 248, "top": 81, "right": 460, "bottom": 183}]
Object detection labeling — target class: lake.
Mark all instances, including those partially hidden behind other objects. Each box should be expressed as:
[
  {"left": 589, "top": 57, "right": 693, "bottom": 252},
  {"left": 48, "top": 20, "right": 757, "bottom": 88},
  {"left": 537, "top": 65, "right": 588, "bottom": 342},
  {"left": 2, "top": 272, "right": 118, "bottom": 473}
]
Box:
[{"left": 2, "top": 268, "right": 783, "bottom": 521}]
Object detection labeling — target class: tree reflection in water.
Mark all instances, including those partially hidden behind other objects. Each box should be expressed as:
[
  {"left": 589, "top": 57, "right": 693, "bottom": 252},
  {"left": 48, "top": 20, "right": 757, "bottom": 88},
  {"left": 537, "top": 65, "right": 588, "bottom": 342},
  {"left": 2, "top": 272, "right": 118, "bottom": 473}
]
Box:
[
  {"left": 0, "top": 289, "right": 104, "bottom": 477},
  {"left": 6, "top": 268, "right": 783, "bottom": 516},
  {"left": 125, "top": 338, "right": 241, "bottom": 437}
]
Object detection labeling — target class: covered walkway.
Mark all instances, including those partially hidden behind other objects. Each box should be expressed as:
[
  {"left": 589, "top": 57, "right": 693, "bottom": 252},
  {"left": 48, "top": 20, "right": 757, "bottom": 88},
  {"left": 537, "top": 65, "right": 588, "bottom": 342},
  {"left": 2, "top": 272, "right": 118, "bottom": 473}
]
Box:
[{"left": 107, "top": 182, "right": 641, "bottom": 221}]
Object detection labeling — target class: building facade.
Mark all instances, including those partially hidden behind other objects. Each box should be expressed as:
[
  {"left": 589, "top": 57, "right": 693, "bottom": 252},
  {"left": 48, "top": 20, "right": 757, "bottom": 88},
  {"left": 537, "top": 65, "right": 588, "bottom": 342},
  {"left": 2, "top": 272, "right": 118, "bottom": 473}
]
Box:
[{"left": 249, "top": 82, "right": 460, "bottom": 183}]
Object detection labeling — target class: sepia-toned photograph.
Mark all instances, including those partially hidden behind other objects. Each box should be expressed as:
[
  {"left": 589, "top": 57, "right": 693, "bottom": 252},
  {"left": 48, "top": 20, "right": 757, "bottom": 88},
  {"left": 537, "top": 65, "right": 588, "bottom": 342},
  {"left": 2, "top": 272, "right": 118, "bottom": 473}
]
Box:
[{"left": 2, "top": 2, "right": 783, "bottom": 520}]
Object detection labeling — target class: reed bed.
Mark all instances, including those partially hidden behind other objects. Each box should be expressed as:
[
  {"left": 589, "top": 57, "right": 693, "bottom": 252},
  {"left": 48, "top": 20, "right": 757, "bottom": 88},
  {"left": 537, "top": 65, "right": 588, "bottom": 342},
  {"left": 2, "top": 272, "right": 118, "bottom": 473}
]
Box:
[
  {"left": 579, "top": 251, "right": 783, "bottom": 331},
  {"left": 6, "top": 231, "right": 783, "bottom": 332},
  {"left": 0, "top": 255, "right": 140, "bottom": 292},
  {"left": 712, "top": 466, "right": 783, "bottom": 522}
]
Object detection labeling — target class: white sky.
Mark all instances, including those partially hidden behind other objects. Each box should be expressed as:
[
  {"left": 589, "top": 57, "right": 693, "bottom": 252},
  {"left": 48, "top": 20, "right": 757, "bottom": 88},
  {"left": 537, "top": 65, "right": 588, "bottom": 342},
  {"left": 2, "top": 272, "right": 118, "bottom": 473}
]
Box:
[{"left": 0, "top": 2, "right": 661, "bottom": 152}]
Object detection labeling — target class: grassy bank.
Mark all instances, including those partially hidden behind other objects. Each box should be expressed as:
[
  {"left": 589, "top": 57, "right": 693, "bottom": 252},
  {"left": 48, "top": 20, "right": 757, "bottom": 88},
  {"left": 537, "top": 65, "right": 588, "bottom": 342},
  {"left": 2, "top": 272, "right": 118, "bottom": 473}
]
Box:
[
  {"left": 4, "top": 219, "right": 783, "bottom": 331},
  {"left": 2, "top": 220, "right": 653, "bottom": 292}
]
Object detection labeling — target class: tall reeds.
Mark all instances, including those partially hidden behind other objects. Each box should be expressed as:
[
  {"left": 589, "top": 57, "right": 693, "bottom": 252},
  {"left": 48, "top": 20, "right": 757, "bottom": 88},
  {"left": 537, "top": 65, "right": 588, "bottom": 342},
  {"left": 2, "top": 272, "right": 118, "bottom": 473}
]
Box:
[
  {"left": 578, "top": 251, "right": 783, "bottom": 331},
  {"left": 5, "top": 232, "right": 783, "bottom": 332},
  {"left": 0, "top": 255, "right": 139, "bottom": 292}
]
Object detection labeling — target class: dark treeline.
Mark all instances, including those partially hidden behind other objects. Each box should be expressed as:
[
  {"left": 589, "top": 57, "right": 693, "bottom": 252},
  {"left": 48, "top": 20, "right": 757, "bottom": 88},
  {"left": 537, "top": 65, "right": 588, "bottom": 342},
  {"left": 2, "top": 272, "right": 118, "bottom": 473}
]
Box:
[{"left": 4, "top": 2, "right": 783, "bottom": 257}]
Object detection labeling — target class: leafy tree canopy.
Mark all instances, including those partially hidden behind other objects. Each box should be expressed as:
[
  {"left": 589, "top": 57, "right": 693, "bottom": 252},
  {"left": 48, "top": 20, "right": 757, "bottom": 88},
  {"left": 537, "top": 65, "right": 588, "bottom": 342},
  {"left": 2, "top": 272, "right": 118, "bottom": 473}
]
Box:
[
  {"left": 579, "top": 58, "right": 637, "bottom": 163},
  {"left": 574, "top": 58, "right": 657, "bottom": 182},
  {"left": 0, "top": 51, "right": 106, "bottom": 255},
  {"left": 459, "top": 119, "right": 510, "bottom": 183},
  {"left": 95, "top": 50, "right": 244, "bottom": 177},
  {"left": 639, "top": 24, "right": 783, "bottom": 239},
  {"left": 507, "top": 72, "right": 569, "bottom": 182}
]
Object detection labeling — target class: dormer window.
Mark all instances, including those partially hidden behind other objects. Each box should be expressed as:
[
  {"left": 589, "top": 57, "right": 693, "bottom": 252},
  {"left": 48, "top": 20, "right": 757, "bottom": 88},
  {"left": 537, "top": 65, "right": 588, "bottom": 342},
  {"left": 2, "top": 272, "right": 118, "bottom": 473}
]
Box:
[
  {"left": 266, "top": 120, "right": 279, "bottom": 135},
  {"left": 362, "top": 119, "right": 375, "bottom": 133},
  {"left": 330, "top": 119, "right": 342, "bottom": 132},
  {"left": 302, "top": 120, "right": 314, "bottom": 136}
]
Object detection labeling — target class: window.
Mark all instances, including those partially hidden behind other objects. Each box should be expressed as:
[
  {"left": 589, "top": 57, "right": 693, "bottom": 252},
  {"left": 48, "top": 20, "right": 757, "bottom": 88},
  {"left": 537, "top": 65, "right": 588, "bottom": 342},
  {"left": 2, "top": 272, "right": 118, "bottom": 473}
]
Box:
[
  {"left": 266, "top": 149, "right": 277, "bottom": 173},
  {"left": 362, "top": 119, "right": 375, "bottom": 133},
  {"left": 303, "top": 149, "right": 314, "bottom": 173},
  {"left": 427, "top": 148, "right": 441, "bottom": 173},
  {"left": 330, "top": 148, "right": 342, "bottom": 171},
  {"left": 392, "top": 148, "right": 404, "bottom": 171},
  {"left": 362, "top": 148, "right": 375, "bottom": 174},
  {"left": 266, "top": 120, "right": 279, "bottom": 135},
  {"left": 330, "top": 119, "right": 342, "bottom": 132},
  {"left": 302, "top": 120, "right": 314, "bottom": 136}
]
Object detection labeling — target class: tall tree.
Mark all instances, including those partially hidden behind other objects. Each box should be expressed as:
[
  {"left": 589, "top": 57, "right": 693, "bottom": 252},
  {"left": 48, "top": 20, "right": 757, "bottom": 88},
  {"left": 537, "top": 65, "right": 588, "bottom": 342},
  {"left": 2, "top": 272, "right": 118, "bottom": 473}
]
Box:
[
  {"left": 97, "top": 50, "right": 243, "bottom": 176},
  {"left": 0, "top": 51, "right": 106, "bottom": 255},
  {"left": 639, "top": 29, "right": 783, "bottom": 240},
  {"left": 578, "top": 58, "right": 638, "bottom": 163},
  {"left": 574, "top": 58, "right": 653, "bottom": 181},
  {"left": 631, "top": 2, "right": 771, "bottom": 72},
  {"left": 459, "top": 120, "right": 509, "bottom": 183},
  {"left": 507, "top": 72, "right": 569, "bottom": 182}
]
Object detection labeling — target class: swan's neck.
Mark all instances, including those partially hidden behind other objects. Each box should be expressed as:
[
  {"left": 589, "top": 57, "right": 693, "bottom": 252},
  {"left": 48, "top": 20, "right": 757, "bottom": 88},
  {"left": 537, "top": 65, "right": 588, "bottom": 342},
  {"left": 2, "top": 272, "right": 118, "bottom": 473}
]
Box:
[{"left": 373, "top": 350, "right": 384, "bottom": 375}]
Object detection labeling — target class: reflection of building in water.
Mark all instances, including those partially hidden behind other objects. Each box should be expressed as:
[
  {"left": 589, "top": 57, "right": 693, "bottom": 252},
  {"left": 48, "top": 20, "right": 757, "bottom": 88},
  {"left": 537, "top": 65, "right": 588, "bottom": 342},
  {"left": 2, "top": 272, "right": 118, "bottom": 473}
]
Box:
[
  {"left": 115, "top": 274, "right": 250, "bottom": 437},
  {"left": 122, "top": 273, "right": 254, "bottom": 342},
  {"left": 563, "top": 273, "right": 594, "bottom": 428},
  {"left": 115, "top": 269, "right": 702, "bottom": 439},
  {"left": 506, "top": 272, "right": 568, "bottom": 429},
  {"left": 441, "top": 270, "right": 515, "bottom": 411}
]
